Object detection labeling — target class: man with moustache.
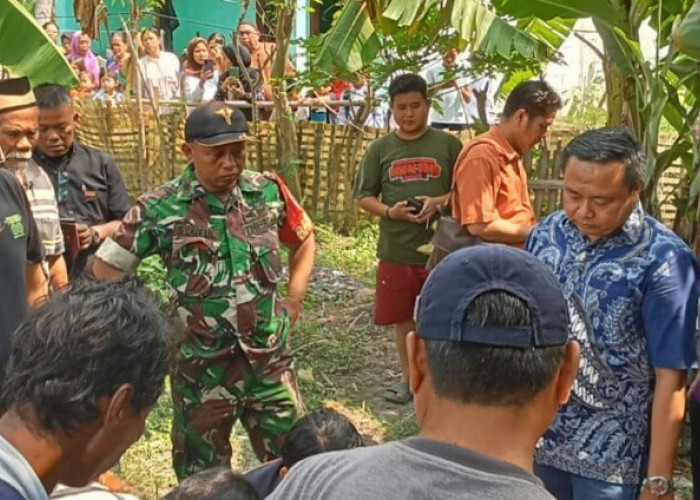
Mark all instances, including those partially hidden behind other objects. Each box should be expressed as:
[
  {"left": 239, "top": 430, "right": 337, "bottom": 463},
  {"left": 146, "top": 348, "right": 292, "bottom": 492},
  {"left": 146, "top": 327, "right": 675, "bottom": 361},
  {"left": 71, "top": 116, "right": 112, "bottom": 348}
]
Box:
[
  {"left": 0, "top": 77, "right": 46, "bottom": 379},
  {"left": 92, "top": 101, "right": 316, "bottom": 481}
]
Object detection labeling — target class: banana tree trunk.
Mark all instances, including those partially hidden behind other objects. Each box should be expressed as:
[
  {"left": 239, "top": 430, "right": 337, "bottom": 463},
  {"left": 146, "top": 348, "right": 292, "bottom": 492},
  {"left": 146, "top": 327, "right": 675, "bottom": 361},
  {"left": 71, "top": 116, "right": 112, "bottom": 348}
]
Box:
[
  {"left": 270, "top": 1, "right": 302, "bottom": 200},
  {"left": 33, "top": 0, "right": 52, "bottom": 25}
]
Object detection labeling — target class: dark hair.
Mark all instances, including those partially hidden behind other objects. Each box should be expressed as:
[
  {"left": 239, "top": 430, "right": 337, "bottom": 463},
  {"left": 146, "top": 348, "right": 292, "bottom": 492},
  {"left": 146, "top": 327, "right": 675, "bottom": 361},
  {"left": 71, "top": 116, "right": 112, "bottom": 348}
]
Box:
[
  {"left": 42, "top": 21, "right": 58, "bottom": 31},
  {"left": 388, "top": 73, "right": 428, "bottom": 103},
  {"left": 110, "top": 31, "right": 128, "bottom": 43},
  {"left": 186, "top": 37, "right": 209, "bottom": 71},
  {"left": 223, "top": 44, "right": 251, "bottom": 69},
  {"left": 163, "top": 467, "right": 259, "bottom": 500},
  {"left": 61, "top": 32, "right": 72, "bottom": 42},
  {"left": 281, "top": 409, "right": 363, "bottom": 468},
  {"left": 101, "top": 72, "right": 118, "bottom": 82},
  {"left": 502, "top": 80, "right": 562, "bottom": 119},
  {"left": 207, "top": 32, "right": 226, "bottom": 44},
  {"left": 560, "top": 127, "right": 645, "bottom": 191},
  {"left": 424, "top": 291, "right": 566, "bottom": 406},
  {"left": 0, "top": 279, "right": 180, "bottom": 433},
  {"left": 34, "top": 84, "right": 72, "bottom": 110},
  {"left": 238, "top": 21, "right": 259, "bottom": 33}
]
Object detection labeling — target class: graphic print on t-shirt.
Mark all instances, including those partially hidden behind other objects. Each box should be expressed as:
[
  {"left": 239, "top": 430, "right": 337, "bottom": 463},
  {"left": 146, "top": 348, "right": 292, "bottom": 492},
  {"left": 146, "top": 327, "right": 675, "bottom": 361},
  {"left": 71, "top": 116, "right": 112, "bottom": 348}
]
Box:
[{"left": 388, "top": 158, "right": 442, "bottom": 183}]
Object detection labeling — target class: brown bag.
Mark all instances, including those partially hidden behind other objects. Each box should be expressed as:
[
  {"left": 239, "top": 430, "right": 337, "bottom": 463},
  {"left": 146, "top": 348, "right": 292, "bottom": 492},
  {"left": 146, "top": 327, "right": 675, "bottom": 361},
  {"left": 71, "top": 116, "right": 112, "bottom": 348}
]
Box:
[
  {"left": 425, "top": 136, "right": 504, "bottom": 271},
  {"left": 425, "top": 212, "right": 482, "bottom": 270}
]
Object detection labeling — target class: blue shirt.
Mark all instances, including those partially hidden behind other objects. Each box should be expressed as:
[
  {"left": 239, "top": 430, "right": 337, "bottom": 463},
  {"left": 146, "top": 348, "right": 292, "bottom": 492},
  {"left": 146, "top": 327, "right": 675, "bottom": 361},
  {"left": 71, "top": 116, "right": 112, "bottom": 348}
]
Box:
[{"left": 526, "top": 204, "right": 699, "bottom": 485}]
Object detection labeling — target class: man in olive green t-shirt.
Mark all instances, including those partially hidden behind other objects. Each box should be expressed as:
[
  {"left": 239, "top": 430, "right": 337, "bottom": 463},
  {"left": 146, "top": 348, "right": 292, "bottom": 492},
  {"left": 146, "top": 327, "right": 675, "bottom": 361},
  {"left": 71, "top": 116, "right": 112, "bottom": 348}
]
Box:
[{"left": 354, "top": 73, "right": 462, "bottom": 404}]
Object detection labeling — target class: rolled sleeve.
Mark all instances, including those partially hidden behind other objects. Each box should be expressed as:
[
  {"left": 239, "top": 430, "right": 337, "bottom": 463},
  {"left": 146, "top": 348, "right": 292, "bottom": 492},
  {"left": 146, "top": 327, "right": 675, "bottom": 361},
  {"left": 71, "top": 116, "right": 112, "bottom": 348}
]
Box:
[
  {"left": 452, "top": 147, "right": 501, "bottom": 225},
  {"left": 642, "top": 247, "right": 700, "bottom": 369},
  {"left": 97, "top": 202, "right": 166, "bottom": 272}
]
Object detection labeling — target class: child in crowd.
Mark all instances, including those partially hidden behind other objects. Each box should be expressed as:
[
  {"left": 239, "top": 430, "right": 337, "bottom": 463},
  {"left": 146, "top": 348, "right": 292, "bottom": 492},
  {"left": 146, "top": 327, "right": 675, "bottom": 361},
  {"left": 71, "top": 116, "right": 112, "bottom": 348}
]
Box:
[
  {"left": 94, "top": 72, "right": 125, "bottom": 105},
  {"left": 76, "top": 71, "right": 96, "bottom": 98},
  {"left": 243, "top": 408, "right": 363, "bottom": 498},
  {"left": 163, "top": 468, "right": 259, "bottom": 500}
]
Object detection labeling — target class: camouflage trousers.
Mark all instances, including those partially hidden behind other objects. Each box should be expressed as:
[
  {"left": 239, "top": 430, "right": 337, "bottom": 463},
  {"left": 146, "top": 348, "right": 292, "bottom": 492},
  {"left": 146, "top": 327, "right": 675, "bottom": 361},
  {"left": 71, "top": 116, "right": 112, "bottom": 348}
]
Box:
[{"left": 170, "top": 344, "right": 300, "bottom": 481}]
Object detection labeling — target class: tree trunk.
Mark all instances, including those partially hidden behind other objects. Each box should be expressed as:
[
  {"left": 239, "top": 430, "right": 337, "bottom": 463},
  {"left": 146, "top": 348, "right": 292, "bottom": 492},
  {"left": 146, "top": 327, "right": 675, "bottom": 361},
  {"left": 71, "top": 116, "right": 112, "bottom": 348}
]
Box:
[
  {"left": 33, "top": 0, "right": 53, "bottom": 25},
  {"left": 270, "top": 1, "right": 302, "bottom": 200}
]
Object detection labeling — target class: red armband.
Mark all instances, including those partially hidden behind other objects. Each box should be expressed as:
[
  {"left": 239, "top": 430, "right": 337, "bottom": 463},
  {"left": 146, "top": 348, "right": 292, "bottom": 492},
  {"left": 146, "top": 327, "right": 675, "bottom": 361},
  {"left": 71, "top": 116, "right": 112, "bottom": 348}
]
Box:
[{"left": 270, "top": 173, "right": 313, "bottom": 246}]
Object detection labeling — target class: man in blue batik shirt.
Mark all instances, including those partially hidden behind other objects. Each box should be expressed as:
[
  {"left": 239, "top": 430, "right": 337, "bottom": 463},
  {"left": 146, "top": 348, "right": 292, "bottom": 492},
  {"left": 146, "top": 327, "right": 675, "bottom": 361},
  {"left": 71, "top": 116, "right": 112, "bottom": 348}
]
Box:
[{"left": 527, "top": 127, "right": 699, "bottom": 500}]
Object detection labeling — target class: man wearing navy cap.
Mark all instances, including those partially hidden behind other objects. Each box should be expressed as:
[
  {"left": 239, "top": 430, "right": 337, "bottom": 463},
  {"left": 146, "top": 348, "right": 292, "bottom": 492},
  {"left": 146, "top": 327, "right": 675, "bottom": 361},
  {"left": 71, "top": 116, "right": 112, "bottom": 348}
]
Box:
[
  {"left": 269, "top": 245, "right": 580, "bottom": 499},
  {"left": 93, "top": 101, "right": 316, "bottom": 480}
]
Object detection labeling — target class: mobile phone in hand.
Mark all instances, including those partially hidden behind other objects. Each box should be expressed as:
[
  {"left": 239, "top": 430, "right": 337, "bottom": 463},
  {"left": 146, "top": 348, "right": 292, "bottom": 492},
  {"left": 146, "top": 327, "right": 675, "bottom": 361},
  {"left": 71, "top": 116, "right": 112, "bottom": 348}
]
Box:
[
  {"left": 406, "top": 197, "right": 424, "bottom": 214},
  {"left": 202, "top": 59, "right": 214, "bottom": 73}
]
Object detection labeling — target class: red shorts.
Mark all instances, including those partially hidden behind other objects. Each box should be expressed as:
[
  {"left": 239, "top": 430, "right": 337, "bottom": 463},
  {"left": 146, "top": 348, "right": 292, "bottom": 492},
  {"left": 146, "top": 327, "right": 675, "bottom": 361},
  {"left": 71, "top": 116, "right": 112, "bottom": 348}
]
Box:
[{"left": 374, "top": 261, "right": 429, "bottom": 326}]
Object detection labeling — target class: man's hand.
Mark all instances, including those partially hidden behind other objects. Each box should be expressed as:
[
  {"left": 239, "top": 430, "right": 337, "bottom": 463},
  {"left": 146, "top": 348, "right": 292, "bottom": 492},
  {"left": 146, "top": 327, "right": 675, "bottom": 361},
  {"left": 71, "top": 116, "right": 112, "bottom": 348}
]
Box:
[
  {"left": 388, "top": 201, "right": 419, "bottom": 223},
  {"left": 281, "top": 295, "right": 304, "bottom": 326},
  {"left": 414, "top": 196, "right": 439, "bottom": 224},
  {"left": 222, "top": 77, "right": 245, "bottom": 99},
  {"left": 76, "top": 223, "right": 93, "bottom": 250}
]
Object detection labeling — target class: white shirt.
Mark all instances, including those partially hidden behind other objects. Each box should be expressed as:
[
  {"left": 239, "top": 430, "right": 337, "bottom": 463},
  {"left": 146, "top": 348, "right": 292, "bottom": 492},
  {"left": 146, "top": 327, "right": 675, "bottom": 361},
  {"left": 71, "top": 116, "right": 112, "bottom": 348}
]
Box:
[
  {"left": 423, "top": 62, "right": 471, "bottom": 125},
  {"left": 139, "top": 52, "right": 181, "bottom": 100},
  {"left": 181, "top": 71, "right": 219, "bottom": 104}
]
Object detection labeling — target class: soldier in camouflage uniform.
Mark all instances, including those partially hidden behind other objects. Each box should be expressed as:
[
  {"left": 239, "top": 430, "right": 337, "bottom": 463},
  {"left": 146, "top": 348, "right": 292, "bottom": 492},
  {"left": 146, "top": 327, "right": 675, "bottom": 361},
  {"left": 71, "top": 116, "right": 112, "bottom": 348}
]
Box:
[{"left": 93, "top": 101, "right": 316, "bottom": 480}]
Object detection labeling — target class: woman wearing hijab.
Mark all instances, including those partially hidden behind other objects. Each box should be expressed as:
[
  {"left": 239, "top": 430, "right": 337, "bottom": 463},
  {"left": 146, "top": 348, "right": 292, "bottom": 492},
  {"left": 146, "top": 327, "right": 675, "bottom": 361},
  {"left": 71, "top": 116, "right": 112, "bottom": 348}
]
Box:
[
  {"left": 139, "top": 28, "right": 180, "bottom": 100},
  {"left": 181, "top": 37, "right": 218, "bottom": 104},
  {"left": 68, "top": 32, "right": 100, "bottom": 87},
  {"left": 106, "top": 31, "right": 140, "bottom": 96}
]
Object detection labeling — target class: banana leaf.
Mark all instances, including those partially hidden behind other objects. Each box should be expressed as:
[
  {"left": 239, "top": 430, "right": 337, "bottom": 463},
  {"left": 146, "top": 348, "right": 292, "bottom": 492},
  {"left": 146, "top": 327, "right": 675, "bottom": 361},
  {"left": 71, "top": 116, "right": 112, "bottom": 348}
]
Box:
[
  {"left": 673, "top": 2, "right": 700, "bottom": 59},
  {"left": 0, "top": 0, "right": 78, "bottom": 88}
]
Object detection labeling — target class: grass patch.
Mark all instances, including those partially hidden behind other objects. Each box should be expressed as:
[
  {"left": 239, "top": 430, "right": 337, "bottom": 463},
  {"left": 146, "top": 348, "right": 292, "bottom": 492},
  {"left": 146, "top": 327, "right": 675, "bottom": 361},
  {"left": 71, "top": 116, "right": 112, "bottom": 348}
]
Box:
[{"left": 118, "top": 222, "right": 415, "bottom": 498}]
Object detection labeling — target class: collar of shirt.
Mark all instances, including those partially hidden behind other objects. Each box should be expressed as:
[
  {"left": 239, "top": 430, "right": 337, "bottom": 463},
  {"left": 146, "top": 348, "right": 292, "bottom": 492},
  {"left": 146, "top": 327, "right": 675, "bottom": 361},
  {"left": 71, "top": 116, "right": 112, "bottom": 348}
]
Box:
[
  {"left": 176, "top": 164, "right": 263, "bottom": 203},
  {"left": 22, "top": 161, "right": 44, "bottom": 189},
  {"left": 561, "top": 202, "right": 645, "bottom": 248},
  {"left": 485, "top": 126, "right": 520, "bottom": 163},
  {"left": 33, "top": 143, "right": 76, "bottom": 171}
]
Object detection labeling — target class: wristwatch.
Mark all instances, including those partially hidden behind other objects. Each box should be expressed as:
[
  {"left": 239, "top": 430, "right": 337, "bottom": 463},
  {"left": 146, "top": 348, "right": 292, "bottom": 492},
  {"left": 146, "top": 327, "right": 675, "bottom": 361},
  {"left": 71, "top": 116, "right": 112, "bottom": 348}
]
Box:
[
  {"left": 642, "top": 476, "right": 673, "bottom": 496},
  {"left": 90, "top": 228, "right": 101, "bottom": 247}
]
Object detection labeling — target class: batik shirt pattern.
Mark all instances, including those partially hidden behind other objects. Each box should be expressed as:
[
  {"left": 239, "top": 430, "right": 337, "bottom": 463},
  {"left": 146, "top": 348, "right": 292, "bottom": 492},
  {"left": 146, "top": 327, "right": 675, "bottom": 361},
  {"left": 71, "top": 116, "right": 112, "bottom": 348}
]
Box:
[{"left": 526, "top": 204, "right": 699, "bottom": 484}]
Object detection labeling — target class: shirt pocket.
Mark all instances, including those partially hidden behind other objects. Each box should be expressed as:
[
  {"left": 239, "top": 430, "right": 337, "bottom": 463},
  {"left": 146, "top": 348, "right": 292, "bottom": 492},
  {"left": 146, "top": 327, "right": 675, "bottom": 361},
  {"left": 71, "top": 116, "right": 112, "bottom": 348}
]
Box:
[
  {"left": 81, "top": 186, "right": 108, "bottom": 208},
  {"left": 170, "top": 235, "right": 222, "bottom": 296},
  {"left": 249, "top": 231, "right": 284, "bottom": 288}
]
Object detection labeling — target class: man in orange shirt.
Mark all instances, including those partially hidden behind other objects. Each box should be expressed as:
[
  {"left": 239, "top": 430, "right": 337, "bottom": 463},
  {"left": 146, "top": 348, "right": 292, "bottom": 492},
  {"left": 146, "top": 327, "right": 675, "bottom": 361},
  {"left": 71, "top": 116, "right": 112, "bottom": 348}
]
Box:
[{"left": 452, "top": 81, "right": 562, "bottom": 246}]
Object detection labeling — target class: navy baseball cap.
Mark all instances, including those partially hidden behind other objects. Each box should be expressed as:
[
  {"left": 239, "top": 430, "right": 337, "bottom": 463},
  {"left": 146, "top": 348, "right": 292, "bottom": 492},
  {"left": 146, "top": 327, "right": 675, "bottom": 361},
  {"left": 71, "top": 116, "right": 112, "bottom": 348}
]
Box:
[
  {"left": 185, "top": 101, "right": 250, "bottom": 145},
  {"left": 415, "top": 245, "right": 569, "bottom": 348}
]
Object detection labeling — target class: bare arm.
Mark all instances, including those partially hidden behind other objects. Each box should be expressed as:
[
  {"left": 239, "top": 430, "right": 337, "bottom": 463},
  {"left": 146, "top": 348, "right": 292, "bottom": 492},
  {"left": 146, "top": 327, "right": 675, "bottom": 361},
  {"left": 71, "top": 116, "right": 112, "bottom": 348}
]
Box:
[
  {"left": 467, "top": 219, "right": 533, "bottom": 244},
  {"left": 26, "top": 262, "right": 48, "bottom": 306},
  {"left": 47, "top": 254, "right": 69, "bottom": 291},
  {"left": 357, "top": 196, "right": 419, "bottom": 223},
  {"left": 281, "top": 232, "right": 316, "bottom": 326},
  {"left": 640, "top": 368, "right": 687, "bottom": 500}
]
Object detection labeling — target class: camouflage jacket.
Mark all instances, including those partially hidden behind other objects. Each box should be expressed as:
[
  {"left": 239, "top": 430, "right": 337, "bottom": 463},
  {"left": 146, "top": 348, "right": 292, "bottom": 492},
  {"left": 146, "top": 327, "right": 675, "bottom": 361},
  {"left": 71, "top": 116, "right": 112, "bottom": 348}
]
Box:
[{"left": 97, "top": 165, "right": 313, "bottom": 368}]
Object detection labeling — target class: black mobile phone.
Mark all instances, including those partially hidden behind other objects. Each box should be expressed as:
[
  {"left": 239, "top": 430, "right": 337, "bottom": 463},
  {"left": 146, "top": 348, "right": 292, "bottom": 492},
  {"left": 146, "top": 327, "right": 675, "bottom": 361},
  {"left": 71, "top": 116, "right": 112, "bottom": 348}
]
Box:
[
  {"left": 406, "top": 197, "right": 424, "bottom": 214},
  {"left": 202, "top": 59, "right": 214, "bottom": 73}
]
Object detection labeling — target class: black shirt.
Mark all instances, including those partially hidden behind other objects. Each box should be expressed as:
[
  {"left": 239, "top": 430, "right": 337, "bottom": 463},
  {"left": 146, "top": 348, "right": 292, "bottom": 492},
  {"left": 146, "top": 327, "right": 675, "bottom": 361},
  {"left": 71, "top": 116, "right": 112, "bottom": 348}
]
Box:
[
  {"left": 0, "top": 169, "right": 43, "bottom": 376},
  {"left": 33, "top": 141, "right": 131, "bottom": 277}
]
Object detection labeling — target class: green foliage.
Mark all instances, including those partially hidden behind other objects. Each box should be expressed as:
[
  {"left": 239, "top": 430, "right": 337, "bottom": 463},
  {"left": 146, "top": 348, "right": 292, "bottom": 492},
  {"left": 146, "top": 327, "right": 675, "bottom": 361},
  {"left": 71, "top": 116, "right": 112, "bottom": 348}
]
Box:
[
  {"left": 562, "top": 64, "right": 607, "bottom": 128},
  {"left": 0, "top": 0, "right": 78, "bottom": 88},
  {"left": 136, "top": 255, "right": 169, "bottom": 302},
  {"left": 314, "top": 221, "right": 378, "bottom": 285}
]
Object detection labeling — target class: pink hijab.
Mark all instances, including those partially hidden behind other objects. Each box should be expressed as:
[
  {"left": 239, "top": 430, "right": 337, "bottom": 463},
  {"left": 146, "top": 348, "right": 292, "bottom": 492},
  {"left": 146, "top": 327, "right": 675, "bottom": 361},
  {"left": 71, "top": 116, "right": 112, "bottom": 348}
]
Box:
[{"left": 69, "top": 32, "right": 100, "bottom": 85}]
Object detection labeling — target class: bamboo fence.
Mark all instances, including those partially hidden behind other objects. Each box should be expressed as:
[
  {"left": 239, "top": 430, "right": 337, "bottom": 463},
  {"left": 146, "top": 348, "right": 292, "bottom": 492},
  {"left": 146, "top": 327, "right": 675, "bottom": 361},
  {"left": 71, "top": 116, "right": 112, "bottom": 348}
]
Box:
[{"left": 73, "top": 98, "right": 681, "bottom": 227}]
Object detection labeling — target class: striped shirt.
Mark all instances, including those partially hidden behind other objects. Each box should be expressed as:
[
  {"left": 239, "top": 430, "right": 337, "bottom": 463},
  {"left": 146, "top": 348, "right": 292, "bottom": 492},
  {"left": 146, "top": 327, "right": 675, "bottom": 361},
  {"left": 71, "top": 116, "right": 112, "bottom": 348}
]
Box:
[{"left": 23, "top": 161, "right": 64, "bottom": 256}]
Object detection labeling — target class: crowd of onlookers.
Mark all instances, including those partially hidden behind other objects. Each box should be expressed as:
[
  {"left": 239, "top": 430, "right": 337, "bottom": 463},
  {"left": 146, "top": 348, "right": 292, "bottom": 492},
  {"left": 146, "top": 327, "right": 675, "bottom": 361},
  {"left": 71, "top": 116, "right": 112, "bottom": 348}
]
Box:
[{"left": 40, "top": 21, "right": 495, "bottom": 130}]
